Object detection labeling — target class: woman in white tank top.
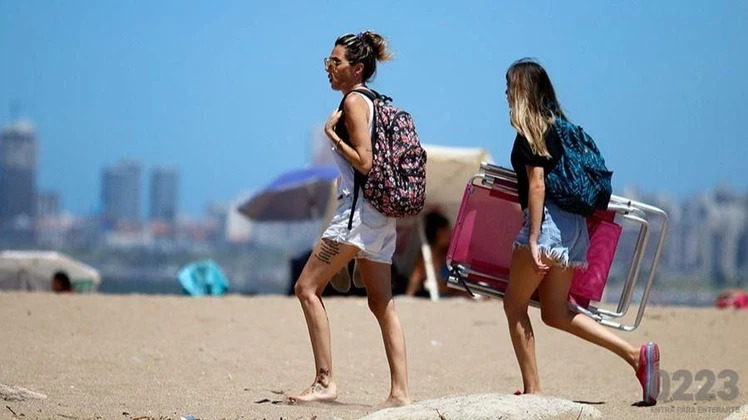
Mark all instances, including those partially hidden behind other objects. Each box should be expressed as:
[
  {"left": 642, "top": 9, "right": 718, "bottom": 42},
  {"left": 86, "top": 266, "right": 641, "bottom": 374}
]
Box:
[
  {"left": 327, "top": 91, "right": 373, "bottom": 197},
  {"left": 287, "top": 31, "right": 410, "bottom": 408}
]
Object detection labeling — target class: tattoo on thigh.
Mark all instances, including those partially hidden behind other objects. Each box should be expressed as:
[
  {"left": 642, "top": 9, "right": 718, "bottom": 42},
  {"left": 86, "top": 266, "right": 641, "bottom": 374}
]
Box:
[{"left": 314, "top": 240, "right": 339, "bottom": 265}]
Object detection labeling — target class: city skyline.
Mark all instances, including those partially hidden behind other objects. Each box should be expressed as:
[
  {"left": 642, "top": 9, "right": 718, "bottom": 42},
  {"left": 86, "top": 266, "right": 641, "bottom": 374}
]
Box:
[
  {"left": 0, "top": 119, "right": 184, "bottom": 228},
  {"left": 2, "top": 116, "right": 746, "bottom": 220},
  {"left": 1, "top": 118, "right": 745, "bottom": 293}
]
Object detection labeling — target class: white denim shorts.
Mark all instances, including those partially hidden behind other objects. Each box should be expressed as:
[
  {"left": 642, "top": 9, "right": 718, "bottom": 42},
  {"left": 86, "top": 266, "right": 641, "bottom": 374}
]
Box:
[{"left": 320, "top": 194, "right": 397, "bottom": 264}]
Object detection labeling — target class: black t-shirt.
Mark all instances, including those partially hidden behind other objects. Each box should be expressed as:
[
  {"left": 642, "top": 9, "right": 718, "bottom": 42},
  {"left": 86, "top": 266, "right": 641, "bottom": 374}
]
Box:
[{"left": 510, "top": 127, "right": 562, "bottom": 209}]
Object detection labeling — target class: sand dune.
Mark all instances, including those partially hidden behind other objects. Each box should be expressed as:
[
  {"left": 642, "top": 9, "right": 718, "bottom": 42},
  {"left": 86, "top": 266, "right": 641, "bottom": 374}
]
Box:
[
  {"left": 1, "top": 293, "right": 746, "bottom": 419},
  {"left": 360, "top": 393, "right": 602, "bottom": 419}
]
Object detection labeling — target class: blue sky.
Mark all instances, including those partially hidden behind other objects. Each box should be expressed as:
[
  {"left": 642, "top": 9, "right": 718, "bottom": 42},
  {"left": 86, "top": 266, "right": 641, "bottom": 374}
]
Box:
[{"left": 1, "top": 1, "right": 746, "bottom": 216}]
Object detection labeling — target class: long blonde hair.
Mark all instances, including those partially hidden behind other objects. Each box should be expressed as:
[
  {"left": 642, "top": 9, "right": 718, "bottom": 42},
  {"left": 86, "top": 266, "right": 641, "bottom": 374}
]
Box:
[{"left": 506, "top": 58, "right": 566, "bottom": 158}]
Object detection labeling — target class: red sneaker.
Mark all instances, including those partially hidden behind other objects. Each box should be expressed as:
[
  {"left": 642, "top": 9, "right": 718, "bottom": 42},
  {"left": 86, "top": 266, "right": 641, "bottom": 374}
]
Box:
[{"left": 635, "top": 342, "right": 660, "bottom": 405}]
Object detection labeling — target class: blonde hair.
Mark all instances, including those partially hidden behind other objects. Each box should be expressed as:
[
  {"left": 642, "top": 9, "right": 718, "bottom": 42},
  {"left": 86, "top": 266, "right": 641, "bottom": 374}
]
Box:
[{"left": 506, "top": 58, "right": 566, "bottom": 158}]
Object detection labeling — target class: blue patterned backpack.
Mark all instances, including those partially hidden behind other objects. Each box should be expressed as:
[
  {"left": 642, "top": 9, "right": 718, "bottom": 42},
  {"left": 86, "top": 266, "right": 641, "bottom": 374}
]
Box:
[{"left": 545, "top": 118, "right": 613, "bottom": 216}]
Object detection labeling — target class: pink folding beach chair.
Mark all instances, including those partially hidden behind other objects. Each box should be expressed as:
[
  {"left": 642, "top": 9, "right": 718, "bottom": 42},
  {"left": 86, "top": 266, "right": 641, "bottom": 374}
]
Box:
[{"left": 446, "top": 163, "right": 669, "bottom": 331}]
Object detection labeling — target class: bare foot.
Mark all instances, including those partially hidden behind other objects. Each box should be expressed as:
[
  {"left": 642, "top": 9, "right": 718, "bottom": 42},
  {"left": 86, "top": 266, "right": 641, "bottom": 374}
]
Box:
[
  {"left": 287, "top": 381, "right": 337, "bottom": 404},
  {"left": 378, "top": 395, "right": 410, "bottom": 408}
]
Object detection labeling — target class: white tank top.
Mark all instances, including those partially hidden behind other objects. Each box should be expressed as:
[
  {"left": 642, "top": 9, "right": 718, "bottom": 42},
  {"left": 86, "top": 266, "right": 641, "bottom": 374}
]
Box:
[{"left": 330, "top": 92, "right": 374, "bottom": 197}]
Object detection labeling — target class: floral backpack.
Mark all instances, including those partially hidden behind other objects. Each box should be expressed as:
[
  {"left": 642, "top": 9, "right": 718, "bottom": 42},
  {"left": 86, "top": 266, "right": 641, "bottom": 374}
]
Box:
[{"left": 343, "top": 88, "right": 427, "bottom": 229}]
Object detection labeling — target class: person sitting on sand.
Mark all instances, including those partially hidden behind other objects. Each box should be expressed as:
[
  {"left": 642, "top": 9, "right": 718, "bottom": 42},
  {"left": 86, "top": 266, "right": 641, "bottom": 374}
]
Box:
[
  {"left": 288, "top": 31, "right": 410, "bottom": 407},
  {"left": 52, "top": 271, "right": 73, "bottom": 293},
  {"left": 500, "top": 58, "right": 660, "bottom": 404},
  {"left": 404, "top": 210, "right": 464, "bottom": 297}
]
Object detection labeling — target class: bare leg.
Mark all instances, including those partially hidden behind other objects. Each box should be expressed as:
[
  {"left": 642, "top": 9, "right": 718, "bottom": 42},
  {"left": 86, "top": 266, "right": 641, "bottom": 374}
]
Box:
[
  {"left": 288, "top": 239, "right": 359, "bottom": 403},
  {"left": 357, "top": 258, "right": 410, "bottom": 407},
  {"left": 537, "top": 265, "right": 639, "bottom": 369},
  {"left": 503, "top": 248, "right": 546, "bottom": 394}
]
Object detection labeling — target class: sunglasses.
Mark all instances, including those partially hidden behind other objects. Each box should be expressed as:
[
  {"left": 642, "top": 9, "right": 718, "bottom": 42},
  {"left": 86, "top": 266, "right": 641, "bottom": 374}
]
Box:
[{"left": 324, "top": 57, "right": 350, "bottom": 70}]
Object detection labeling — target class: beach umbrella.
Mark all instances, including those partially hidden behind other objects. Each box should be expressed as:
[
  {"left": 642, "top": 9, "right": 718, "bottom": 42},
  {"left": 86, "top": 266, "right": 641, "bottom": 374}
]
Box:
[
  {"left": 178, "top": 260, "right": 229, "bottom": 297},
  {"left": 238, "top": 166, "right": 339, "bottom": 222},
  {"left": 0, "top": 251, "right": 102, "bottom": 292},
  {"left": 422, "top": 144, "right": 493, "bottom": 224}
]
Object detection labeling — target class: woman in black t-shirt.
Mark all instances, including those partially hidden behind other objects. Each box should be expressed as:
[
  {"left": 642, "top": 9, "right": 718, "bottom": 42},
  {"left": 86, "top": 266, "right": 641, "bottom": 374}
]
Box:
[{"left": 502, "top": 58, "right": 660, "bottom": 405}]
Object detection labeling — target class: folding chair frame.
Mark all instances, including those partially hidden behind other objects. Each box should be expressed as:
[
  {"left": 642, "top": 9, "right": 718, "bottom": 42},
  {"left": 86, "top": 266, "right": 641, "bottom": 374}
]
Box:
[{"left": 447, "top": 163, "right": 669, "bottom": 332}]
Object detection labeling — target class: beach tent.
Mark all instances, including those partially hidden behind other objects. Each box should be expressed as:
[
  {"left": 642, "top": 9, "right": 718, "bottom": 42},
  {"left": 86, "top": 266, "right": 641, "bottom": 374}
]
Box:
[
  {"left": 178, "top": 260, "right": 229, "bottom": 297},
  {"left": 0, "top": 251, "right": 101, "bottom": 292},
  {"left": 422, "top": 145, "right": 495, "bottom": 225},
  {"left": 394, "top": 144, "right": 494, "bottom": 300}
]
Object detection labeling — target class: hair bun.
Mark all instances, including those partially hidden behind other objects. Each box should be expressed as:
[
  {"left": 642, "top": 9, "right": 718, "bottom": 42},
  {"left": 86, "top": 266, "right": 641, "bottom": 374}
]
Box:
[{"left": 362, "top": 31, "right": 393, "bottom": 62}]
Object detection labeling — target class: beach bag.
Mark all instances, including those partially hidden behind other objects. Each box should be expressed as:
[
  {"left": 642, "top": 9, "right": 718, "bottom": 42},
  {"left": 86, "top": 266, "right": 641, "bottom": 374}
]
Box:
[
  {"left": 346, "top": 89, "right": 427, "bottom": 229},
  {"left": 546, "top": 118, "right": 613, "bottom": 216}
]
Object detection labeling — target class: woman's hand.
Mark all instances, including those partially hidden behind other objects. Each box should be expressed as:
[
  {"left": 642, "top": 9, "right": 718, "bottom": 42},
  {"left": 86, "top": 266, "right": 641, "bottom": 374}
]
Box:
[
  {"left": 324, "top": 110, "right": 343, "bottom": 140},
  {"left": 529, "top": 240, "right": 549, "bottom": 276}
]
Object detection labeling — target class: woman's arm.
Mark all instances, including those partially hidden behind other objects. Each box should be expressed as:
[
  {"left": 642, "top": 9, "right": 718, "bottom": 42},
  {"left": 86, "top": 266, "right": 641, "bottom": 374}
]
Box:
[
  {"left": 405, "top": 255, "right": 426, "bottom": 296},
  {"left": 526, "top": 165, "right": 549, "bottom": 274},
  {"left": 324, "top": 94, "right": 373, "bottom": 174}
]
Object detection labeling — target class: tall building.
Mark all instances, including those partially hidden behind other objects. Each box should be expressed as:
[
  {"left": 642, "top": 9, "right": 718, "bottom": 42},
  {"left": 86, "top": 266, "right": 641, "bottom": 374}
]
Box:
[
  {"left": 36, "top": 191, "right": 61, "bottom": 219},
  {"left": 149, "top": 166, "right": 178, "bottom": 223},
  {"left": 0, "top": 121, "right": 37, "bottom": 226},
  {"left": 101, "top": 160, "right": 141, "bottom": 228}
]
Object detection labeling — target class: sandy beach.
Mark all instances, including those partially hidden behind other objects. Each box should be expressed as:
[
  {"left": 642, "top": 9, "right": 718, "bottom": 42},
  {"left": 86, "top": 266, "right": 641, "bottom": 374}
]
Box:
[{"left": 1, "top": 292, "right": 746, "bottom": 419}]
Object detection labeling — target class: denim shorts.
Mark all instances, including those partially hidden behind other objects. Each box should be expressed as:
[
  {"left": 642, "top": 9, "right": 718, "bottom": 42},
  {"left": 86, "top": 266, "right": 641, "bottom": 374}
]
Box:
[
  {"left": 321, "top": 194, "right": 397, "bottom": 264},
  {"left": 513, "top": 199, "right": 589, "bottom": 268}
]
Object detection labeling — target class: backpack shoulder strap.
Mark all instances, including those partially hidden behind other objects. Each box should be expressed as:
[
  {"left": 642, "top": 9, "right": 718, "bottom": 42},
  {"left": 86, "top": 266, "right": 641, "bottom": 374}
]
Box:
[
  {"left": 344, "top": 87, "right": 378, "bottom": 231},
  {"left": 353, "top": 88, "right": 394, "bottom": 104},
  {"left": 338, "top": 88, "right": 376, "bottom": 111},
  {"left": 352, "top": 88, "right": 378, "bottom": 102}
]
